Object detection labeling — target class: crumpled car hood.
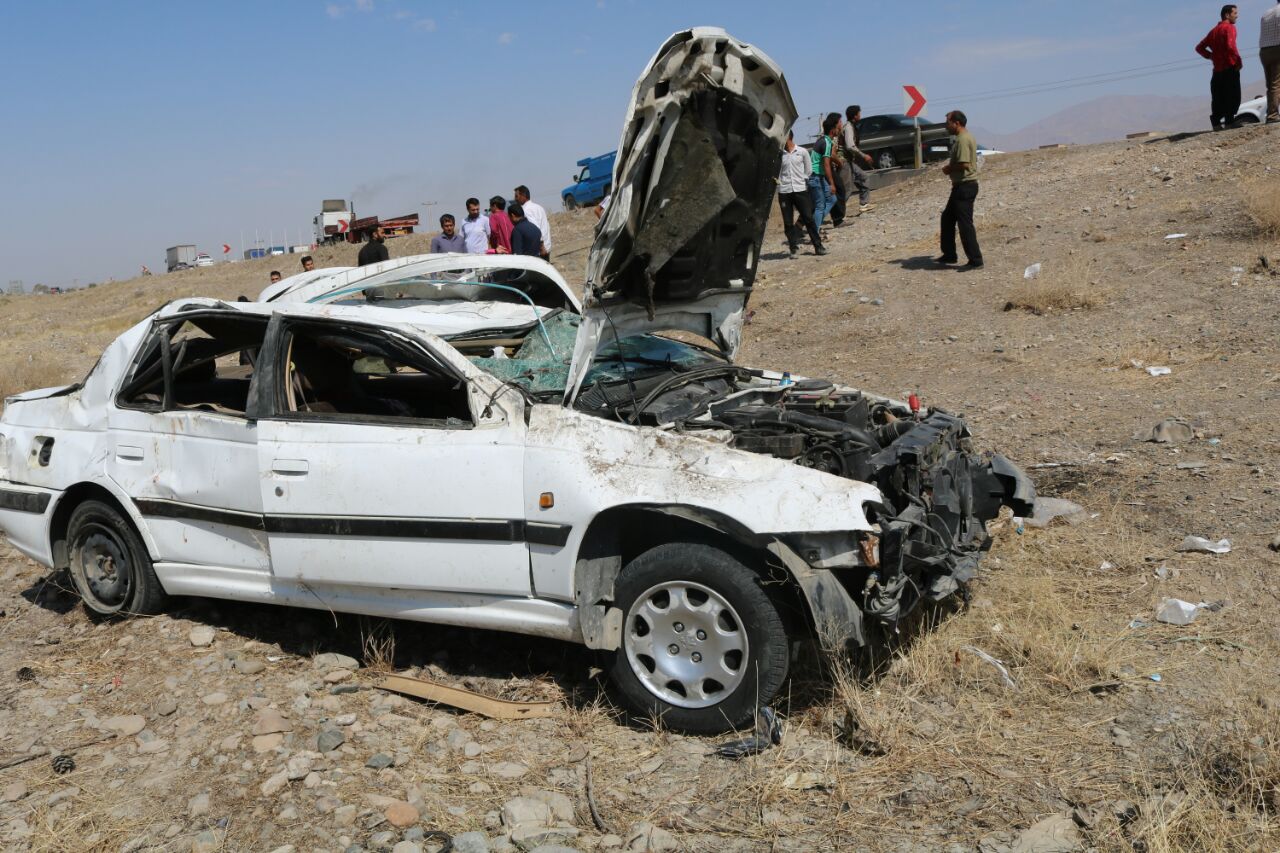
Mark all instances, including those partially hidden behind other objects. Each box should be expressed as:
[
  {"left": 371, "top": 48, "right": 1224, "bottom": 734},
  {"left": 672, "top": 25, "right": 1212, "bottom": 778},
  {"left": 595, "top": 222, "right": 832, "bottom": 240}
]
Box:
[{"left": 567, "top": 27, "right": 796, "bottom": 402}]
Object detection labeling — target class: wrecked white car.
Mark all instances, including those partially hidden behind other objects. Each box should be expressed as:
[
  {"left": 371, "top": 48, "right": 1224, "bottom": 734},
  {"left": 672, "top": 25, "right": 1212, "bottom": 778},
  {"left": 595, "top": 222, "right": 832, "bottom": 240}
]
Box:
[{"left": 0, "top": 28, "right": 1032, "bottom": 733}]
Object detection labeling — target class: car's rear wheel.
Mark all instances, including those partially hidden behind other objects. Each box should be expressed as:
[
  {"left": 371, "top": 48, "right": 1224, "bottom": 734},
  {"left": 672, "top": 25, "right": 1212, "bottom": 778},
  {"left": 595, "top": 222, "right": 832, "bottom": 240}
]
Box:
[
  {"left": 66, "top": 500, "right": 167, "bottom": 617},
  {"left": 563, "top": 195, "right": 578, "bottom": 210},
  {"left": 876, "top": 149, "right": 897, "bottom": 170},
  {"left": 608, "top": 542, "right": 789, "bottom": 734}
]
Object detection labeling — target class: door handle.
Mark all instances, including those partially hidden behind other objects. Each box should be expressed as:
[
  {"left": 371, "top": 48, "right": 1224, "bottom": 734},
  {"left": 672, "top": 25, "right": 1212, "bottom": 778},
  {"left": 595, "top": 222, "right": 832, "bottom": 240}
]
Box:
[
  {"left": 271, "top": 459, "right": 309, "bottom": 476},
  {"left": 116, "top": 445, "right": 145, "bottom": 462}
]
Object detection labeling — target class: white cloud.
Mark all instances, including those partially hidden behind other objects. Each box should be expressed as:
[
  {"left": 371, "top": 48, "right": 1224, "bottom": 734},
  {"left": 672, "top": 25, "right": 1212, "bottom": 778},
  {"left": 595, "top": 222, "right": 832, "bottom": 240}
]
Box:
[
  {"left": 355, "top": 0, "right": 374, "bottom": 10},
  {"left": 413, "top": 17, "right": 437, "bottom": 32},
  {"left": 325, "top": 3, "right": 346, "bottom": 18},
  {"left": 393, "top": 9, "right": 413, "bottom": 19},
  {"left": 498, "top": 32, "right": 515, "bottom": 45}
]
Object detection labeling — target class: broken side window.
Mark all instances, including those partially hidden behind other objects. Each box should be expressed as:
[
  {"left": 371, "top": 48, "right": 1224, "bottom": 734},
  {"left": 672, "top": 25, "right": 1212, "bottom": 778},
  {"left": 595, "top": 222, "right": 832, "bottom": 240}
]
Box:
[
  {"left": 118, "top": 314, "right": 268, "bottom": 416},
  {"left": 276, "top": 322, "right": 474, "bottom": 428}
]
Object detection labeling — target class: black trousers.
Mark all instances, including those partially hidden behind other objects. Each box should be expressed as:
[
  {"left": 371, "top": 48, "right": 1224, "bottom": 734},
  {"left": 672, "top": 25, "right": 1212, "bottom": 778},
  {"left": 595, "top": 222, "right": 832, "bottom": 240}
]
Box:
[
  {"left": 778, "top": 190, "right": 822, "bottom": 251},
  {"left": 1210, "top": 67, "right": 1241, "bottom": 129},
  {"left": 940, "top": 181, "right": 981, "bottom": 263}
]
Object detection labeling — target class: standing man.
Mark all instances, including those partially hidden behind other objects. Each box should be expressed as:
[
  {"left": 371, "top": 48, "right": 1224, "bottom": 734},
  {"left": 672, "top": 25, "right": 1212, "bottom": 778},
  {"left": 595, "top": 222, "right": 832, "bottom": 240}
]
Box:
[
  {"left": 808, "top": 113, "right": 841, "bottom": 228},
  {"left": 300, "top": 255, "right": 315, "bottom": 272},
  {"left": 460, "top": 197, "right": 491, "bottom": 253},
  {"left": 513, "top": 186, "right": 551, "bottom": 260},
  {"left": 1261, "top": 0, "right": 1280, "bottom": 124},
  {"left": 937, "top": 110, "right": 983, "bottom": 270},
  {"left": 841, "top": 105, "right": 875, "bottom": 214},
  {"left": 1196, "top": 5, "right": 1243, "bottom": 131},
  {"left": 430, "top": 214, "right": 466, "bottom": 253},
  {"left": 778, "top": 130, "right": 826, "bottom": 257},
  {"left": 488, "top": 196, "right": 514, "bottom": 253},
  {"left": 507, "top": 203, "right": 543, "bottom": 257},
  {"left": 357, "top": 226, "right": 390, "bottom": 267}
]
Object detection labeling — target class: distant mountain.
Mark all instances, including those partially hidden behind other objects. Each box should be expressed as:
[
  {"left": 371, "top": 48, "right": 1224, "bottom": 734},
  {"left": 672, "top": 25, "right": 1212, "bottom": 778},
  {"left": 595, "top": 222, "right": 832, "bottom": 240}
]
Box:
[{"left": 971, "top": 81, "right": 1266, "bottom": 151}]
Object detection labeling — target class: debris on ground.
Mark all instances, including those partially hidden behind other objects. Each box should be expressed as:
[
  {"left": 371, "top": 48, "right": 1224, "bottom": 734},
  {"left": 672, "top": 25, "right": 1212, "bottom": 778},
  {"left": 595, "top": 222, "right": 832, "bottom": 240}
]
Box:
[
  {"left": 1026, "top": 497, "right": 1087, "bottom": 528},
  {"left": 1156, "top": 598, "right": 1200, "bottom": 626},
  {"left": 714, "top": 707, "right": 783, "bottom": 759},
  {"left": 1024, "top": 263, "right": 1042, "bottom": 280},
  {"left": 1176, "top": 536, "right": 1232, "bottom": 554},
  {"left": 835, "top": 707, "right": 889, "bottom": 756},
  {"left": 1133, "top": 418, "right": 1197, "bottom": 444},
  {"left": 1269, "top": 533, "right": 1280, "bottom": 552},
  {"left": 377, "top": 674, "right": 558, "bottom": 720},
  {"left": 1145, "top": 366, "right": 1171, "bottom": 377},
  {"left": 958, "top": 645, "right": 1018, "bottom": 690}
]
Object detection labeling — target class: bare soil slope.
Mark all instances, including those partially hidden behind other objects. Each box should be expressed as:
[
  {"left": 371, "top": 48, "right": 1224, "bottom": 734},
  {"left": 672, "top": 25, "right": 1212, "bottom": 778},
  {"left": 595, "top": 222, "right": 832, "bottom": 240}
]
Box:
[{"left": 1, "top": 125, "right": 1278, "bottom": 852}]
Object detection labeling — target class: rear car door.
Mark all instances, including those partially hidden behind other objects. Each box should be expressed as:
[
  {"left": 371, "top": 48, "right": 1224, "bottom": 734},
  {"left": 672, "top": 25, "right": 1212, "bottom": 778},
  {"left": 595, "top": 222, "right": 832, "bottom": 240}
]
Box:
[
  {"left": 253, "top": 314, "right": 531, "bottom": 596},
  {"left": 108, "top": 310, "right": 270, "bottom": 572}
]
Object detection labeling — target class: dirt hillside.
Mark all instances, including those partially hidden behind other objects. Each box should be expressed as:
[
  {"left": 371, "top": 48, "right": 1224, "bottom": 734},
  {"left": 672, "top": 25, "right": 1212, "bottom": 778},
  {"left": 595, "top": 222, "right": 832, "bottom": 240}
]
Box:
[{"left": 1, "top": 125, "right": 1278, "bottom": 852}]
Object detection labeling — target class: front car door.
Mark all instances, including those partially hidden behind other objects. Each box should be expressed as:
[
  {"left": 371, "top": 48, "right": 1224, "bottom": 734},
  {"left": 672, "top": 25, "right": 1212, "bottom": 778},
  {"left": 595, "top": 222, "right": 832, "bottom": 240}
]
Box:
[
  {"left": 253, "top": 314, "right": 532, "bottom": 597},
  {"left": 107, "top": 310, "right": 270, "bottom": 578}
]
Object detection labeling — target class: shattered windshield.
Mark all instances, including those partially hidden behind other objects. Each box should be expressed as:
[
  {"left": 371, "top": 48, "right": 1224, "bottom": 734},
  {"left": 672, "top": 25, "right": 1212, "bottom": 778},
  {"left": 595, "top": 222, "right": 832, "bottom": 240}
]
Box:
[
  {"left": 315, "top": 266, "right": 575, "bottom": 313},
  {"left": 455, "top": 312, "right": 723, "bottom": 398}
]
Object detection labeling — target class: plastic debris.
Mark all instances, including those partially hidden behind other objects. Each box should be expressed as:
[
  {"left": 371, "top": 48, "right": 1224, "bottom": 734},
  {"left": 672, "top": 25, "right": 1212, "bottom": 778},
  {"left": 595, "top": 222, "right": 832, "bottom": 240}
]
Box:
[
  {"left": 1023, "top": 263, "right": 1042, "bottom": 280},
  {"left": 1154, "top": 565, "right": 1171, "bottom": 580},
  {"left": 958, "top": 645, "right": 1018, "bottom": 690},
  {"left": 1176, "top": 536, "right": 1231, "bottom": 554},
  {"left": 1156, "top": 598, "right": 1200, "bottom": 626},
  {"left": 714, "top": 706, "right": 783, "bottom": 759},
  {"left": 1133, "top": 418, "right": 1196, "bottom": 444},
  {"left": 1150, "top": 673, "right": 1163, "bottom": 682},
  {"left": 1164, "top": 233, "right": 1188, "bottom": 240},
  {"left": 1026, "top": 497, "right": 1087, "bottom": 529},
  {"left": 1145, "top": 366, "right": 1172, "bottom": 377},
  {"left": 1012, "top": 517, "right": 1025, "bottom": 535},
  {"left": 1099, "top": 560, "right": 1115, "bottom": 571},
  {"left": 1128, "top": 619, "right": 1150, "bottom": 629}
]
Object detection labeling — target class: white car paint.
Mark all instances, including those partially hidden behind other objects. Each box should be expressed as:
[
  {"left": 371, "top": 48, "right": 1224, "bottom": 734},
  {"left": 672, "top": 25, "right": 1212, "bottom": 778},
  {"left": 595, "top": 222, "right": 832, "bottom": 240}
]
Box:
[{"left": 1236, "top": 94, "right": 1266, "bottom": 124}]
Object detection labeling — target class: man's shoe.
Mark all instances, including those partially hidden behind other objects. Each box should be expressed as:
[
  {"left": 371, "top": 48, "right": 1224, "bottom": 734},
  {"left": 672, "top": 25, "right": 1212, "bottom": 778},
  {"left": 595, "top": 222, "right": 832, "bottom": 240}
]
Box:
[
  {"left": 962, "top": 260, "right": 985, "bottom": 269},
  {"left": 935, "top": 255, "right": 958, "bottom": 265},
  {"left": 788, "top": 249, "right": 797, "bottom": 259},
  {"left": 815, "top": 246, "right": 828, "bottom": 256},
  {"left": 859, "top": 203, "right": 875, "bottom": 213}
]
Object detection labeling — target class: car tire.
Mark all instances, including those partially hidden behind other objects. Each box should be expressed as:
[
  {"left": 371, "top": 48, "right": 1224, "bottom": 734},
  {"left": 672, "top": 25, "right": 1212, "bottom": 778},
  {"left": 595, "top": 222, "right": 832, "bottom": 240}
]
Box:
[
  {"left": 563, "top": 195, "right": 578, "bottom": 210},
  {"left": 1235, "top": 113, "right": 1259, "bottom": 124},
  {"left": 608, "top": 542, "right": 789, "bottom": 734},
  {"left": 66, "top": 499, "right": 167, "bottom": 617},
  {"left": 876, "top": 149, "right": 897, "bottom": 170}
]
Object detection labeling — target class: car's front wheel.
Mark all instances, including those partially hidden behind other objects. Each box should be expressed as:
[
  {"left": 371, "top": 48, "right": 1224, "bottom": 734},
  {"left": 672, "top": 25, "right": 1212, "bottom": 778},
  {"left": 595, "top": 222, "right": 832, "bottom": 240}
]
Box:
[
  {"left": 563, "top": 195, "right": 578, "bottom": 210},
  {"left": 608, "top": 542, "right": 789, "bottom": 734},
  {"left": 876, "top": 149, "right": 898, "bottom": 169},
  {"left": 66, "top": 499, "right": 167, "bottom": 617}
]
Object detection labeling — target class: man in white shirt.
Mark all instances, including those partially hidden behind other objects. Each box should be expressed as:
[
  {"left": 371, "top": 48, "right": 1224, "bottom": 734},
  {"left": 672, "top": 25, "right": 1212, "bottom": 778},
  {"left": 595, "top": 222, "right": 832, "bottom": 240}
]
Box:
[
  {"left": 513, "top": 185, "right": 551, "bottom": 261},
  {"left": 778, "top": 130, "right": 826, "bottom": 258},
  {"left": 460, "top": 197, "right": 491, "bottom": 253},
  {"left": 1263, "top": 0, "right": 1280, "bottom": 123}
]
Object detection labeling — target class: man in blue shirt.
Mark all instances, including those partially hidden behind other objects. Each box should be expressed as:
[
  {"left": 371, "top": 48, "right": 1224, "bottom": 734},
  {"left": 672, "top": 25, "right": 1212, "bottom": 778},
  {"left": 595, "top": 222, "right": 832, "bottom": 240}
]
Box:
[
  {"left": 460, "top": 197, "right": 491, "bottom": 253},
  {"left": 430, "top": 214, "right": 466, "bottom": 253},
  {"left": 507, "top": 203, "right": 543, "bottom": 257}
]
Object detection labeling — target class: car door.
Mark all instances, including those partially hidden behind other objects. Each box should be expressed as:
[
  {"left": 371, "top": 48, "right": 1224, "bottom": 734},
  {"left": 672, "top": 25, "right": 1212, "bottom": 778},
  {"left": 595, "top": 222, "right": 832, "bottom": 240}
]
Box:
[
  {"left": 108, "top": 310, "right": 270, "bottom": 573},
  {"left": 253, "top": 314, "right": 531, "bottom": 596}
]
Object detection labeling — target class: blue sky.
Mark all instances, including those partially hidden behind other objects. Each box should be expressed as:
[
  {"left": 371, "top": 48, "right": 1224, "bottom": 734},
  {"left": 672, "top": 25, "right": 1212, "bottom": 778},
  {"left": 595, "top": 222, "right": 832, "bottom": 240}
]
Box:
[{"left": 0, "top": 0, "right": 1274, "bottom": 289}]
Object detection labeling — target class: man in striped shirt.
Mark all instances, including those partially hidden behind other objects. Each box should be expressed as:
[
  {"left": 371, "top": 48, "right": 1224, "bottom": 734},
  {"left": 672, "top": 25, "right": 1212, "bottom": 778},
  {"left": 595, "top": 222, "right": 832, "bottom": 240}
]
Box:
[
  {"left": 1261, "top": 0, "right": 1280, "bottom": 123},
  {"left": 1196, "top": 5, "right": 1243, "bottom": 131}
]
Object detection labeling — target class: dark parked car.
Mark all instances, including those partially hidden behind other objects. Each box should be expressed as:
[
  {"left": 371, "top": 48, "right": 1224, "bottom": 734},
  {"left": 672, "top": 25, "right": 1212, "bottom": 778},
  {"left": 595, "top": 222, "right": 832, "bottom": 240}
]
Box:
[{"left": 856, "top": 114, "right": 951, "bottom": 170}]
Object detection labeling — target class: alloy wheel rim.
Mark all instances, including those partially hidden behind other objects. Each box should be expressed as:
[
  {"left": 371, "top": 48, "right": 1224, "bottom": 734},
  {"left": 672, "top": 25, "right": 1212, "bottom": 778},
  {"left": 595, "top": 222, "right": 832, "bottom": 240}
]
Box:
[{"left": 624, "top": 580, "right": 748, "bottom": 709}]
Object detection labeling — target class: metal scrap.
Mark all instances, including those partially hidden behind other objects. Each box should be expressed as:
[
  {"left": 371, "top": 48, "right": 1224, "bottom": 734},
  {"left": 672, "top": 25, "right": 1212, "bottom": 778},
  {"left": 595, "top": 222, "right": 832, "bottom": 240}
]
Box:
[{"left": 714, "top": 706, "right": 783, "bottom": 759}]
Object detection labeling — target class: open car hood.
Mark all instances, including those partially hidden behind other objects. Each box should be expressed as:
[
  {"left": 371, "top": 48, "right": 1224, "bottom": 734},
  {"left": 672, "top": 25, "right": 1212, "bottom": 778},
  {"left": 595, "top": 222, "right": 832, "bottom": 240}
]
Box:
[{"left": 567, "top": 28, "right": 796, "bottom": 402}]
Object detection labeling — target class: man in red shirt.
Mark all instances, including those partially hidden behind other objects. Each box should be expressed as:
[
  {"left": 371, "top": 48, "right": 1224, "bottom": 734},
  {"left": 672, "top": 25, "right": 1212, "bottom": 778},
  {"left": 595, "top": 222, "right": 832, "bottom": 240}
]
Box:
[
  {"left": 1196, "top": 4, "right": 1244, "bottom": 130},
  {"left": 488, "top": 196, "right": 514, "bottom": 253}
]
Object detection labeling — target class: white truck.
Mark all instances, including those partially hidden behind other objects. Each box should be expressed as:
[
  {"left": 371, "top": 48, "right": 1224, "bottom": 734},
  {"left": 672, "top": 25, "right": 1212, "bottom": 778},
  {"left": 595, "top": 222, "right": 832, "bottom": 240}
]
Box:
[
  {"left": 165, "top": 245, "right": 197, "bottom": 272},
  {"left": 313, "top": 199, "right": 353, "bottom": 245}
]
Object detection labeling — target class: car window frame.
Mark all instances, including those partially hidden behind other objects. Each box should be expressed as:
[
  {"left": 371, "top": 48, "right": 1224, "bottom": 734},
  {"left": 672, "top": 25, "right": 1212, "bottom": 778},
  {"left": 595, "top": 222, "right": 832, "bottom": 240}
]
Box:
[
  {"left": 114, "top": 309, "right": 268, "bottom": 421},
  {"left": 256, "top": 314, "right": 481, "bottom": 431}
]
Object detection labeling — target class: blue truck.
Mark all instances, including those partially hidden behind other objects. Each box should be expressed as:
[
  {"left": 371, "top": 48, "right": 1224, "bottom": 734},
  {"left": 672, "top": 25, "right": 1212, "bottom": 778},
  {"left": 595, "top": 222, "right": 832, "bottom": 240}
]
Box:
[{"left": 561, "top": 151, "right": 616, "bottom": 210}]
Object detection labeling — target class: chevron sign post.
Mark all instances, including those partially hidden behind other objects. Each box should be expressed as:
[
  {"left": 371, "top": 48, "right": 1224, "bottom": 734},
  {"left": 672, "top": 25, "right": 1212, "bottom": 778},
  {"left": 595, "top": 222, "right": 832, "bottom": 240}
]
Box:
[{"left": 903, "top": 85, "right": 928, "bottom": 168}]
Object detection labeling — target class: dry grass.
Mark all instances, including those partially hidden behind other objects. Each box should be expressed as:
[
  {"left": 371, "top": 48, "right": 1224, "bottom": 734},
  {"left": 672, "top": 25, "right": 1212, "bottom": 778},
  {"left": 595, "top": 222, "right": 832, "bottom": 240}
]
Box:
[
  {"left": 1004, "top": 254, "right": 1109, "bottom": 315},
  {"left": 1242, "top": 175, "right": 1280, "bottom": 238}
]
